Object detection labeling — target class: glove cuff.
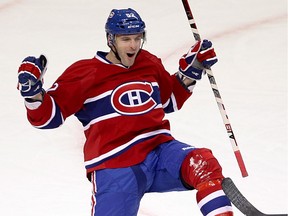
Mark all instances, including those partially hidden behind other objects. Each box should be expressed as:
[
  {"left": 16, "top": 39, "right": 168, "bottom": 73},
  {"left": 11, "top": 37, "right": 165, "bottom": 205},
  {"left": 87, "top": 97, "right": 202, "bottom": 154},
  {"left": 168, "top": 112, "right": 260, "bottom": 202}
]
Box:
[
  {"left": 176, "top": 72, "right": 197, "bottom": 92},
  {"left": 24, "top": 89, "right": 45, "bottom": 110}
]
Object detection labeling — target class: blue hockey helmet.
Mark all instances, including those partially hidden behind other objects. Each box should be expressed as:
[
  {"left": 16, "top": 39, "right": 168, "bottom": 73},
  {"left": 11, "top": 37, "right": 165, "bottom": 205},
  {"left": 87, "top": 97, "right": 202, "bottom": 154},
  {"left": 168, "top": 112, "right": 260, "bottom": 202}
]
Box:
[{"left": 105, "top": 8, "right": 146, "bottom": 35}]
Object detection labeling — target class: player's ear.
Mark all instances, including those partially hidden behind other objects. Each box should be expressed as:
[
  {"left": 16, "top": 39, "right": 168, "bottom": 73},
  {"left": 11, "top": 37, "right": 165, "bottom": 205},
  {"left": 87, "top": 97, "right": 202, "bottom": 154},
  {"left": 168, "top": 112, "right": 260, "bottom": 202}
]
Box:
[{"left": 107, "top": 33, "right": 115, "bottom": 47}]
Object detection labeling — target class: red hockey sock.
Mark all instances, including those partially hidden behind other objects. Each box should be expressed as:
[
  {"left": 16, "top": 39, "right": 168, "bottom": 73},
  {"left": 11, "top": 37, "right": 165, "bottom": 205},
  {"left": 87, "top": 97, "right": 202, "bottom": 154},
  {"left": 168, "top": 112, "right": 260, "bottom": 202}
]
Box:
[
  {"left": 215, "top": 212, "right": 233, "bottom": 216},
  {"left": 196, "top": 179, "right": 233, "bottom": 216}
]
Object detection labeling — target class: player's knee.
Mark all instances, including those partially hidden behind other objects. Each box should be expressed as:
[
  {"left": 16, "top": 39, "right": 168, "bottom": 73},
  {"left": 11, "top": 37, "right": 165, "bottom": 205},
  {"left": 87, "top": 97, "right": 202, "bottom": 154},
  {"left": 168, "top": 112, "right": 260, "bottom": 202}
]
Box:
[{"left": 180, "top": 148, "right": 224, "bottom": 189}]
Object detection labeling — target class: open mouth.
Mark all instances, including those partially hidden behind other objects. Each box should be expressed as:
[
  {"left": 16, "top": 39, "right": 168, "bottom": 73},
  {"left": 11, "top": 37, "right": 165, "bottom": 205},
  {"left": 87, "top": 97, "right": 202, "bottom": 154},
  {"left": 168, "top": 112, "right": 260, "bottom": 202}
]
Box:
[{"left": 127, "top": 53, "right": 135, "bottom": 58}]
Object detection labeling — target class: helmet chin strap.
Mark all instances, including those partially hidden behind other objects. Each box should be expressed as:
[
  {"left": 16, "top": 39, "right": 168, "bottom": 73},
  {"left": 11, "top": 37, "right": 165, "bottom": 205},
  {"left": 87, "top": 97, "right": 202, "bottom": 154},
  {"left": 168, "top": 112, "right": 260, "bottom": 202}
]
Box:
[
  {"left": 107, "top": 33, "right": 123, "bottom": 64},
  {"left": 111, "top": 45, "right": 122, "bottom": 62}
]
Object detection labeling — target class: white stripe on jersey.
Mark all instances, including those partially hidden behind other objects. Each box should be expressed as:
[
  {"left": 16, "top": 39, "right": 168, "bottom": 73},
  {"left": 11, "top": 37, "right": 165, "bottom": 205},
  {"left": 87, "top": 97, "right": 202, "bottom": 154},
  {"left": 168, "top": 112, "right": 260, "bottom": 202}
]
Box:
[
  {"left": 162, "top": 92, "right": 178, "bottom": 111},
  {"left": 83, "top": 82, "right": 162, "bottom": 131},
  {"left": 84, "top": 128, "right": 171, "bottom": 167},
  {"left": 84, "top": 90, "right": 113, "bottom": 104},
  {"left": 83, "top": 112, "right": 121, "bottom": 131},
  {"left": 34, "top": 95, "right": 64, "bottom": 129}
]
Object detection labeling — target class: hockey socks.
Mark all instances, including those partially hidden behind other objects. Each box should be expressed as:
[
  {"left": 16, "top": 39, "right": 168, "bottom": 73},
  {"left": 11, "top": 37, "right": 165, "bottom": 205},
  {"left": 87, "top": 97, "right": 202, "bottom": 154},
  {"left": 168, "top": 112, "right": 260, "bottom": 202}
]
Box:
[
  {"left": 180, "top": 148, "right": 233, "bottom": 215},
  {"left": 196, "top": 180, "right": 233, "bottom": 216}
]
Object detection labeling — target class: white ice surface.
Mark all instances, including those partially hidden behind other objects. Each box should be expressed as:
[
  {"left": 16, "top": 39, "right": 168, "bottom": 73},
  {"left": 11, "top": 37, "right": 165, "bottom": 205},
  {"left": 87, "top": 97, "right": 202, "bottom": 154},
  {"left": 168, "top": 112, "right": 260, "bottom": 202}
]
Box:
[{"left": 0, "top": 0, "right": 287, "bottom": 215}]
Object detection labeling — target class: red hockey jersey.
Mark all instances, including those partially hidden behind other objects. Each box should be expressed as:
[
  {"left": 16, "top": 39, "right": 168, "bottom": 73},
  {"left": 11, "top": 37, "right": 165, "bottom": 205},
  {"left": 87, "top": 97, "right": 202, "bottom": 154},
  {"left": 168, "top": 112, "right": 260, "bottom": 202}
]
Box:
[{"left": 25, "top": 50, "right": 192, "bottom": 173}]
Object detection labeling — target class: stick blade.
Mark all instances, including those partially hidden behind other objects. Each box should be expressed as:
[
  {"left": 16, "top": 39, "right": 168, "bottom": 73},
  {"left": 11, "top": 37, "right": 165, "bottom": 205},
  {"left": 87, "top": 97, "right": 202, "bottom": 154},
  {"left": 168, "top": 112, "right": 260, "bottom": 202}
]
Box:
[
  {"left": 222, "top": 178, "right": 263, "bottom": 216},
  {"left": 222, "top": 178, "right": 288, "bottom": 216}
]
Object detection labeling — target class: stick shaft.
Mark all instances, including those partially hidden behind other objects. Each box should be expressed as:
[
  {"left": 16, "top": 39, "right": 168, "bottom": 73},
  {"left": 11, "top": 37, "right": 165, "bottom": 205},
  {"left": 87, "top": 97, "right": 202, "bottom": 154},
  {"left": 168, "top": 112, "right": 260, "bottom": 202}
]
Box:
[{"left": 181, "top": 0, "right": 248, "bottom": 177}]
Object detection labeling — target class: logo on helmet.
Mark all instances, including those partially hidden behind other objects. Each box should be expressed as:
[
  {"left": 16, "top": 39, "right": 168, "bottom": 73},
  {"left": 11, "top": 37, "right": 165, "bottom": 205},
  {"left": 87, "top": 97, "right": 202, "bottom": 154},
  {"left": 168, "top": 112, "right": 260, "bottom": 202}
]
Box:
[
  {"left": 105, "top": 8, "right": 146, "bottom": 35},
  {"left": 128, "top": 25, "right": 140, "bottom": 29},
  {"left": 126, "top": 13, "right": 138, "bottom": 20}
]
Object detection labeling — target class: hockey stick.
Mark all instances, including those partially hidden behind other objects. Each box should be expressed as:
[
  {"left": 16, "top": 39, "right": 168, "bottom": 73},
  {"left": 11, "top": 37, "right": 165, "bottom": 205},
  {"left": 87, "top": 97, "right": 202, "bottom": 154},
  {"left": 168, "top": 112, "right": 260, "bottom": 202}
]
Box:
[
  {"left": 181, "top": 0, "right": 248, "bottom": 177},
  {"left": 222, "top": 178, "right": 288, "bottom": 216}
]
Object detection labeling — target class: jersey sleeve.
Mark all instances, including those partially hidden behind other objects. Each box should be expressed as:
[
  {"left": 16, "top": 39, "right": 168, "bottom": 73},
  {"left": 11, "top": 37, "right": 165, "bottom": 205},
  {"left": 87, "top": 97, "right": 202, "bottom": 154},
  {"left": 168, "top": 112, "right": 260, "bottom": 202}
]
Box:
[
  {"left": 155, "top": 58, "right": 193, "bottom": 113},
  {"left": 25, "top": 59, "right": 96, "bottom": 129},
  {"left": 25, "top": 93, "right": 64, "bottom": 129}
]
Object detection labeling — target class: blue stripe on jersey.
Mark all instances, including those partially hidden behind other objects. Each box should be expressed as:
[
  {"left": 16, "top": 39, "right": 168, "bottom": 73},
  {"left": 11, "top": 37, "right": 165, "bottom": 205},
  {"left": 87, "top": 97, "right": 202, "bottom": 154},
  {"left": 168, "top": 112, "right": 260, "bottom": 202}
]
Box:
[
  {"left": 34, "top": 97, "right": 64, "bottom": 129},
  {"left": 163, "top": 93, "right": 178, "bottom": 113},
  {"left": 75, "top": 92, "right": 114, "bottom": 127},
  {"left": 75, "top": 82, "right": 162, "bottom": 128},
  {"left": 42, "top": 103, "right": 64, "bottom": 129}
]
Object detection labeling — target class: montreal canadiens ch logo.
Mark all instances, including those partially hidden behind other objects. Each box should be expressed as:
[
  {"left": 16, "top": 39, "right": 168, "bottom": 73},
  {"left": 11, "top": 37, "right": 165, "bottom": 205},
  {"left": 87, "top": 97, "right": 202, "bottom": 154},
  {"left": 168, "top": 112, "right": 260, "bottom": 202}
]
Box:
[{"left": 111, "top": 81, "right": 157, "bottom": 115}]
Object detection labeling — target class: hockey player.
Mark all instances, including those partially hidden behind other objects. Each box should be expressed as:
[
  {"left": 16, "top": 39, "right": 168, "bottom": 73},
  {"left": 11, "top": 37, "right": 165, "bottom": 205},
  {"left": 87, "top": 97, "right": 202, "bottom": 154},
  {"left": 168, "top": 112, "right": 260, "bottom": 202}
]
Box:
[{"left": 17, "top": 8, "right": 233, "bottom": 216}]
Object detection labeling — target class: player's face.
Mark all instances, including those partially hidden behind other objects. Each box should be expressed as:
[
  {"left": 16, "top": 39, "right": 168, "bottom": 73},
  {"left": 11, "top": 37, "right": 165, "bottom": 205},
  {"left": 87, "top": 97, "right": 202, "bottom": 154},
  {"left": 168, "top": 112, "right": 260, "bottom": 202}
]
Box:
[{"left": 114, "top": 34, "right": 144, "bottom": 67}]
